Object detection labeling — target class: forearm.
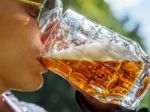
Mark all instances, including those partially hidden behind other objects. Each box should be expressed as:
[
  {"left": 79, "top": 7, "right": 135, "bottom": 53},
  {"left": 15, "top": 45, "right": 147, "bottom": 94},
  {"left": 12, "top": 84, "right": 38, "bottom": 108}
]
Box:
[{"left": 76, "top": 91, "right": 137, "bottom": 112}]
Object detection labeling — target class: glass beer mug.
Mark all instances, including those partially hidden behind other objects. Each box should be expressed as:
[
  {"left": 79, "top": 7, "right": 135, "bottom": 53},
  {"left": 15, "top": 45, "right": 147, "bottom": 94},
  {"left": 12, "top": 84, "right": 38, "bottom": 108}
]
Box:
[{"left": 40, "top": 9, "right": 150, "bottom": 110}]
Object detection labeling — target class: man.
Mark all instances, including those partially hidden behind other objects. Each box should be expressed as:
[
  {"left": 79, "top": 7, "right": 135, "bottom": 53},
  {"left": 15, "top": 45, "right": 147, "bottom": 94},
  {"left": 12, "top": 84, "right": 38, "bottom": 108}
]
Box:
[
  {"left": 0, "top": 0, "right": 149, "bottom": 111},
  {"left": 0, "top": 0, "right": 46, "bottom": 93}
]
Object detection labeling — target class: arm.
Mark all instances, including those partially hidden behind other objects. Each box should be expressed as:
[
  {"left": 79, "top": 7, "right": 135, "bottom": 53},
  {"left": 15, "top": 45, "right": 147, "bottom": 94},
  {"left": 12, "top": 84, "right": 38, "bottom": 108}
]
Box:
[{"left": 76, "top": 91, "right": 149, "bottom": 112}]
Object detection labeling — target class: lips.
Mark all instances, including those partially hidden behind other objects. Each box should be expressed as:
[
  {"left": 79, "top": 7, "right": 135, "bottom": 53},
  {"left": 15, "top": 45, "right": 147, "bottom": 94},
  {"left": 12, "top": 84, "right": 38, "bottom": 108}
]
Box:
[{"left": 37, "top": 57, "right": 48, "bottom": 72}]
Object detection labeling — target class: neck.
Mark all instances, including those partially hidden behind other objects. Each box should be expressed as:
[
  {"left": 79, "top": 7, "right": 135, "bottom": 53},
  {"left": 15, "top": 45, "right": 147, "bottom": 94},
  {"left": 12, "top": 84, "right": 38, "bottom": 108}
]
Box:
[
  {"left": 0, "top": 88, "right": 7, "bottom": 94},
  {"left": 0, "top": 80, "right": 8, "bottom": 94}
]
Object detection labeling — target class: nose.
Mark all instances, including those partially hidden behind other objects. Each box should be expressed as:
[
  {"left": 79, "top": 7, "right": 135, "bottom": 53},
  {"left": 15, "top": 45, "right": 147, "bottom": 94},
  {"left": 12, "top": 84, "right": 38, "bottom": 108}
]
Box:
[
  {"left": 40, "top": 21, "right": 60, "bottom": 45},
  {"left": 40, "top": 31, "right": 50, "bottom": 45}
]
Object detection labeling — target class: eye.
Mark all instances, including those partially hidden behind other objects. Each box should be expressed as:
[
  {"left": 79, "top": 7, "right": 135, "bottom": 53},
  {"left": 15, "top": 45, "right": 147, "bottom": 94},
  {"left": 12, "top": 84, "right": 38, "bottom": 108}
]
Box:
[{"left": 28, "top": 7, "right": 40, "bottom": 18}]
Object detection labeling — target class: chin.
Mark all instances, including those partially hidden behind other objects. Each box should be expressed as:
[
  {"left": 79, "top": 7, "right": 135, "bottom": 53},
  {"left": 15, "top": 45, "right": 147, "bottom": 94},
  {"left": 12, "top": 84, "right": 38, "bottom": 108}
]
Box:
[
  {"left": 18, "top": 82, "right": 43, "bottom": 92},
  {"left": 26, "top": 81, "right": 43, "bottom": 92},
  {"left": 27, "top": 77, "right": 44, "bottom": 92},
  {"left": 15, "top": 74, "right": 44, "bottom": 92}
]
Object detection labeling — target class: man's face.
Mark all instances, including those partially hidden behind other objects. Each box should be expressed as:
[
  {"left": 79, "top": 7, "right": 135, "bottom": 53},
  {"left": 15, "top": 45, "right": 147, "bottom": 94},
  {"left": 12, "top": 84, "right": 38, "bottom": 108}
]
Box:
[{"left": 0, "top": 0, "right": 47, "bottom": 92}]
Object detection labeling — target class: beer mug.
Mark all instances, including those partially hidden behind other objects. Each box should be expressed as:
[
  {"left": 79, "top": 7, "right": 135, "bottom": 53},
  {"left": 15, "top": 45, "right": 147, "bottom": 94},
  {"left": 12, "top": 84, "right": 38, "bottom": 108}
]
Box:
[{"left": 40, "top": 9, "right": 150, "bottom": 110}]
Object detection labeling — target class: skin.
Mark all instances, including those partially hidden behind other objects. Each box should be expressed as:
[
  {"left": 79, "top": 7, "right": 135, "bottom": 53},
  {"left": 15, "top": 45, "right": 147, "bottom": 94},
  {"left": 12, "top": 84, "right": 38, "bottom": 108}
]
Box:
[{"left": 0, "top": 0, "right": 47, "bottom": 93}]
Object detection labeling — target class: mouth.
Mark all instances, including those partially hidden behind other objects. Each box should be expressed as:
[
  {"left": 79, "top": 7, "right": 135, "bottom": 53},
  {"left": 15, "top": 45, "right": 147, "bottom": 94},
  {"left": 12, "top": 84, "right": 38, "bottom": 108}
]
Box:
[{"left": 37, "top": 57, "right": 48, "bottom": 74}]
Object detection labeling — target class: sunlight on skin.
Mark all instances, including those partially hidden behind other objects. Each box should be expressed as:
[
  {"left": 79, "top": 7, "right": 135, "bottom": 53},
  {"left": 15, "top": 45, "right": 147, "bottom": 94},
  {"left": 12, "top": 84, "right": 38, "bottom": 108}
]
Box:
[{"left": 14, "top": 14, "right": 30, "bottom": 25}]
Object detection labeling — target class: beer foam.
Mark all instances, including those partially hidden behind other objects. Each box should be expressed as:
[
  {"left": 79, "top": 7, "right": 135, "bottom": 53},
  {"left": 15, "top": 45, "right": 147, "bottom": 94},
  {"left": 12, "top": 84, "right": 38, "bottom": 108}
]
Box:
[{"left": 44, "top": 42, "right": 135, "bottom": 61}]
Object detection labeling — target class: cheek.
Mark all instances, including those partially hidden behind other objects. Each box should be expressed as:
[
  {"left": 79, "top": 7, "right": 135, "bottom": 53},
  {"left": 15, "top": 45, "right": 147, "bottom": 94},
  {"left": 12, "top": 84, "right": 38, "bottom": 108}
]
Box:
[
  {"left": 14, "top": 15, "right": 44, "bottom": 54},
  {"left": 0, "top": 15, "right": 41, "bottom": 73},
  {"left": 15, "top": 15, "right": 42, "bottom": 55},
  {"left": 14, "top": 14, "right": 31, "bottom": 26},
  {"left": 23, "top": 17, "right": 43, "bottom": 52}
]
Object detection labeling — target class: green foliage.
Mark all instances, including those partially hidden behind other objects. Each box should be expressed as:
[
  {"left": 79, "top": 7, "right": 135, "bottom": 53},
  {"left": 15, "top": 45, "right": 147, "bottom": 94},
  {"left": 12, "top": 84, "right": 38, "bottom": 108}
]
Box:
[{"left": 13, "top": 0, "right": 149, "bottom": 111}]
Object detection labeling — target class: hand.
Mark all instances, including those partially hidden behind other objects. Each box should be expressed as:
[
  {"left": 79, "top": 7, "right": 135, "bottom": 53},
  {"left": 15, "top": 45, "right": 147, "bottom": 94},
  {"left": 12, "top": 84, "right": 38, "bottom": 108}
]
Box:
[
  {"left": 76, "top": 90, "right": 129, "bottom": 112},
  {"left": 76, "top": 90, "right": 150, "bottom": 112}
]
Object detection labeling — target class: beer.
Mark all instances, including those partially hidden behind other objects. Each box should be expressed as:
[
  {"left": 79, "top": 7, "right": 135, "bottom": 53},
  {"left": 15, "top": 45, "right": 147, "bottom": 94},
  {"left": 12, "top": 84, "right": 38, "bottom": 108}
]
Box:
[
  {"left": 40, "top": 43, "right": 145, "bottom": 103},
  {"left": 42, "top": 58, "right": 143, "bottom": 95}
]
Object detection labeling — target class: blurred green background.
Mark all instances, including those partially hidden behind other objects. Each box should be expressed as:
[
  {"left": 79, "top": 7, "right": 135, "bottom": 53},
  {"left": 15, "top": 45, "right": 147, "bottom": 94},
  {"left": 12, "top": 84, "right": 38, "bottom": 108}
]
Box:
[{"left": 13, "top": 0, "right": 150, "bottom": 111}]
